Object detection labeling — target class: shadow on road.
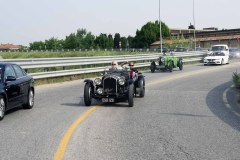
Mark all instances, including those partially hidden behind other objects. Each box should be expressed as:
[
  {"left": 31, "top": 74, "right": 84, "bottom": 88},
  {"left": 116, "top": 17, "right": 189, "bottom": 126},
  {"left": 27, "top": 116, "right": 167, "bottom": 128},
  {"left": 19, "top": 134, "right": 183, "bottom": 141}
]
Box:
[{"left": 206, "top": 81, "right": 240, "bottom": 132}]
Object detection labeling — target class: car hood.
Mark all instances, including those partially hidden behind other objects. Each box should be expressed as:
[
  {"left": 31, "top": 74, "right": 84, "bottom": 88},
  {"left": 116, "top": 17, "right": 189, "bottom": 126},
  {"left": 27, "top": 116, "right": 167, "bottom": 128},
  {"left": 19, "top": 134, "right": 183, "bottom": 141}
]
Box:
[{"left": 204, "top": 56, "right": 224, "bottom": 60}]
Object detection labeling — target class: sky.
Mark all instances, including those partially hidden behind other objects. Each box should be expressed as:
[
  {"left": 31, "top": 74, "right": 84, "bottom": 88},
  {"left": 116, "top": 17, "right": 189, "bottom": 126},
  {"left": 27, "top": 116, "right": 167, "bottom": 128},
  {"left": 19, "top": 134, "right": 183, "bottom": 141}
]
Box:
[{"left": 1, "top": 0, "right": 240, "bottom": 46}]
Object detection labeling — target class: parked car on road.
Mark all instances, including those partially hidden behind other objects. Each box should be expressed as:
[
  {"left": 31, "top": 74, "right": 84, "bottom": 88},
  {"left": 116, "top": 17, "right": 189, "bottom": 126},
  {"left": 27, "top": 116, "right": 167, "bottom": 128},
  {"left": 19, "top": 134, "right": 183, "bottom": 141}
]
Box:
[{"left": 0, "top": 63, "right": 34, "bottom": 121}]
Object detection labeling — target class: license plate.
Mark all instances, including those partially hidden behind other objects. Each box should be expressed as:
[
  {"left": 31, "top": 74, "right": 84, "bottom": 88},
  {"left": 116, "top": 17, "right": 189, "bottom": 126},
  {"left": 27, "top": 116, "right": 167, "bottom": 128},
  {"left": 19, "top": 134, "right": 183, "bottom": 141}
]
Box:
[{"left": 102, "top": 98, "right": 115, "bottom": 102}]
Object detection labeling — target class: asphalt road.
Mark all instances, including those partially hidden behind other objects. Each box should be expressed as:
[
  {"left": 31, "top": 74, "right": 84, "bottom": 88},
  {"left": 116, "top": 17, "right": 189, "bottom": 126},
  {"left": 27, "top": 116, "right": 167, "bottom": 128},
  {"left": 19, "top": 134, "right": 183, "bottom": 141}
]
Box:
[{"left": 0, "top": 61, "right": 240, "bottom": 160}]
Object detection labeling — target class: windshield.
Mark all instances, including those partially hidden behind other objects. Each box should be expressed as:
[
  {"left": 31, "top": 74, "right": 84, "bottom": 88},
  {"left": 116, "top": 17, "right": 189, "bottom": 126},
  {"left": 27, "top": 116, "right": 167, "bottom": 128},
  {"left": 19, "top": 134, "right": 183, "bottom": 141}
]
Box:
[
  {"left": 212, "top": 46, "right": 226, "bottom": 51},
  {"left": 210, "top": 52, "right": 225, "bottom": 56}
]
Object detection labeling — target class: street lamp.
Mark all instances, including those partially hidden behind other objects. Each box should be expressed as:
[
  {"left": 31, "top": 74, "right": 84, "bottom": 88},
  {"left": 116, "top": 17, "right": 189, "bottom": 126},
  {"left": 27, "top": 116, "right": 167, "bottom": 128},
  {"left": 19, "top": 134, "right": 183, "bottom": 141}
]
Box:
[{"left": 159, "top": 0, "right": 163, "bottom": 53}]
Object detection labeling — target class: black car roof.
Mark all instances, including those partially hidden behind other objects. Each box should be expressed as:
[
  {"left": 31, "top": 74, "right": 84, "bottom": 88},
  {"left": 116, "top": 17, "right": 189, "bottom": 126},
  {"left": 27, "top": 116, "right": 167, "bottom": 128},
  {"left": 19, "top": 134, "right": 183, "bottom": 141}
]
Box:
[{"left": 0, "top": 62, "right": 17, "bottom": 66}]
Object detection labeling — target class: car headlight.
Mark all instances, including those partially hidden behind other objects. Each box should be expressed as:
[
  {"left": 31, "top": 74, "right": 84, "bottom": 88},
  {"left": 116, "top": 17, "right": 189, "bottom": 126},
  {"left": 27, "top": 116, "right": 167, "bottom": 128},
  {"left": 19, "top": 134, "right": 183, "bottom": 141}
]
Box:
[
  {"left": 97, "top": 88, "right": 103, "bottom": 94},
  {"left": 94, "top": 78, "right": 102, "bottom": 85},
  {"left": 118, "top": 77, "right": 125, "bottom": 85}
]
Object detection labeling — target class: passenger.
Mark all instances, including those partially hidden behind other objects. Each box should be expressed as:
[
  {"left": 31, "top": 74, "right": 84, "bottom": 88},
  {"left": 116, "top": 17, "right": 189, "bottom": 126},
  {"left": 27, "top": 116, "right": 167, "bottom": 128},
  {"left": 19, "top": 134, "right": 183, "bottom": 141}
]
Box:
[{"left": 128, "top": 62, "right": 138, "bottom": 80}]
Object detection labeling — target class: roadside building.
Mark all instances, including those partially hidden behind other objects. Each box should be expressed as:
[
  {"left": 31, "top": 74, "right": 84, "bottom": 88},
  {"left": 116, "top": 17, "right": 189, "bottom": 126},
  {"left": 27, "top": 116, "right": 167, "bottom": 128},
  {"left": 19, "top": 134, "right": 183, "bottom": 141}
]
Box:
[
  {"left": 150, "top": 28, "right": 240, "bottom": 49},
  {"left": 0, "top": 43, "right": 22, "bottom": 51}
]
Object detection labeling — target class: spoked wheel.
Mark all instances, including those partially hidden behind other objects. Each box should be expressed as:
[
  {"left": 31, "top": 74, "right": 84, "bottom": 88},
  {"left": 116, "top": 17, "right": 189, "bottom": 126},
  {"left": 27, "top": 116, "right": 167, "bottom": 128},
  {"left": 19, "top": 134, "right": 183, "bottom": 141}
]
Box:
[
  {"left": 0, "top": 96, "right": 6, "bottom": 121},
  {"left": 23, "top": 89, "right": 34, "bottom": 109},
  {"left": 84, "top": 83, "right": 92, "bottom": 106},
  {"left": 179, "top": 60, "right": 183, "bottom": 70},
  {"left": 128, "top": 84, "right": 134, "bottom": 107},
  {"left": 169, "top": 61, "right": 173, "bottom": 72},
  {"left": 150, "top": 62, "right": 156, "bottom": 73}
]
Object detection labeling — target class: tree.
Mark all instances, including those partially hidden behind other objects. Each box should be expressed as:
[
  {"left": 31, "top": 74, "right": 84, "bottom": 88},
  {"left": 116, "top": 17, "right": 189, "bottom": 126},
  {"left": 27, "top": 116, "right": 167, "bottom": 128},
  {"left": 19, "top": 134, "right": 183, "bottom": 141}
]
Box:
[
  {"left": 120, "top": 37, "right": 127, "bottom": 49},
  {"left": 127, "top": 36, "right": 134, "bottom": 48},
  {"left": 64, "top": 33, "right": 78, "bottom": 49},
  {"left": 133, "top": 20, "right": 170, "bottom": 48},
  {"left": 76, "top": 28, "right": 87, "bottom": 49},
  {"left": 29, "top": 41, "right": 45, "bottom": 50},
  {"left": 45, "top": 37, "right": 60, "bottom": 50},
  {"left": 114, "top": 33, "right": 121, "bottom": 48},
  {"left": 83, "top": 32, "right": 95, "bottom": 49},
  {"left": 95, "top": 33, "right": 108, "bottom": 49},
  {"left": 107, "top": 34, "right": 114, "bottom": 49}
]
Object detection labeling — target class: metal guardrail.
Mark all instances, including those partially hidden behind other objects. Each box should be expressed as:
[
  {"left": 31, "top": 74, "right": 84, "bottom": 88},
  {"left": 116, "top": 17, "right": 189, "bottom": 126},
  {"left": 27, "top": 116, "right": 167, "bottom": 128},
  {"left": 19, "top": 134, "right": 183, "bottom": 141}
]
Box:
[
  {"left": 30, "top": 58, "right": 203, "bottom": 79},
  {"left": 1, "top": 51, "right": 206, "bottom": 79}
]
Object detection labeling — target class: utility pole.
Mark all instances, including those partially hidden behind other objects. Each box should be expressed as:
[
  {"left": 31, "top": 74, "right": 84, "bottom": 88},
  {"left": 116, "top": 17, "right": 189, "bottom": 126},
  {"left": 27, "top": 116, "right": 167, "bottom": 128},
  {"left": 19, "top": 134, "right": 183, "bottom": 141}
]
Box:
[
  {"left": 193, "top": 0, "right": 197, "bottom": 51},
  {"left": 159, "top": 0, "right": 163, "bottom": 53}
]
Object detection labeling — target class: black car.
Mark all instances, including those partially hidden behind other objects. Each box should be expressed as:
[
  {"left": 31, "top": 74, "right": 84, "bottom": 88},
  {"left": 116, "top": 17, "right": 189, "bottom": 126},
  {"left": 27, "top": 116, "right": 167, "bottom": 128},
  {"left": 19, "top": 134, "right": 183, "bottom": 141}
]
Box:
[
  {"left": 0, "top": 63, "right": 34, "bottom": 121},
  {"left": 84, "top": 69, "right": 145, "bottom": 107}
]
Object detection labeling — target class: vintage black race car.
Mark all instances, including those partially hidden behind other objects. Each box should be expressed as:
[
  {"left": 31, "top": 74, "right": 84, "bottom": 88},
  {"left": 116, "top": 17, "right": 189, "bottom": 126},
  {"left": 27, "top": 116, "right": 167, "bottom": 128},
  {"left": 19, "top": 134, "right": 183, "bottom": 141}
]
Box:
[{"left": 83, "top": 69, "right": 145, "bottom": 107}]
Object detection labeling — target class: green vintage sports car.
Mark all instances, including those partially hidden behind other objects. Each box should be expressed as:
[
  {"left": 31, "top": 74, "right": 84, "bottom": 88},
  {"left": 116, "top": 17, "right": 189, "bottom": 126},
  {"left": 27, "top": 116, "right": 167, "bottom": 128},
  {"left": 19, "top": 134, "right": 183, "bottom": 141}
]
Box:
[{"left": 150, "top": 55, "right": 183, "bottom": 72}]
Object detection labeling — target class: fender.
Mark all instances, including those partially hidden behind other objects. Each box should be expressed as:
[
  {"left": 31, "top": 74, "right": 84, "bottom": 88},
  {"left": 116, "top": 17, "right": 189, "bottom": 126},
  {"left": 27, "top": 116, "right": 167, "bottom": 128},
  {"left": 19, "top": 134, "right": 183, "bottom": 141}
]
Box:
[
  {"left": 84, "top": 79, "right": 94, "bottom": 88},
  {"left": 151, "top": 61, "right": 156, "bottom": 66}
]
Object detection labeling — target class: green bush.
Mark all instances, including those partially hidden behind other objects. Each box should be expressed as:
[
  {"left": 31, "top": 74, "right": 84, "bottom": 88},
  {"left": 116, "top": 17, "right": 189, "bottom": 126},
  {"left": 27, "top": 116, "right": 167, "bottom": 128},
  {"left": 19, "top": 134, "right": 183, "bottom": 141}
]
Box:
[{"left": 233, "top": 72, "right": 240, "bottom": 88}]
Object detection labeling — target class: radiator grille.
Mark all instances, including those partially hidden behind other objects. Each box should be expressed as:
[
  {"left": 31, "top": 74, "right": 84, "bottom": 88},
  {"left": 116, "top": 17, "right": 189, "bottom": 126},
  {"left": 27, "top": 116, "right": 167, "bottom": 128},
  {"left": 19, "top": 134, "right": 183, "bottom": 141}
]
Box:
[{"left": 103, "top": 77, "right": 117, "bottom": 94}]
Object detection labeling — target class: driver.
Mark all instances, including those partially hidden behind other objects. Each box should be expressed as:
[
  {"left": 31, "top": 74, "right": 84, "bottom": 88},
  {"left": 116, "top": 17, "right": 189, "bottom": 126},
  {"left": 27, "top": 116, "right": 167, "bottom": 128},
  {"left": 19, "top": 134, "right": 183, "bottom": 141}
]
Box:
[{"left": 110, "top": 61, "right": 121, "bottom": 70}]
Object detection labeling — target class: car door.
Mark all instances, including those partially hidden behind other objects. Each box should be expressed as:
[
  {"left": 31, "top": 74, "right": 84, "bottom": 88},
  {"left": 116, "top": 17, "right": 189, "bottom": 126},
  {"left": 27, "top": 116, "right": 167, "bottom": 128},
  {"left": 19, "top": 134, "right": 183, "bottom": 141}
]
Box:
[
  {"left": 12, "top": 64, "right": 29, "bottom": 104},
  {"left": 4, "top": 65, "right": 20, "bottom": 109}
]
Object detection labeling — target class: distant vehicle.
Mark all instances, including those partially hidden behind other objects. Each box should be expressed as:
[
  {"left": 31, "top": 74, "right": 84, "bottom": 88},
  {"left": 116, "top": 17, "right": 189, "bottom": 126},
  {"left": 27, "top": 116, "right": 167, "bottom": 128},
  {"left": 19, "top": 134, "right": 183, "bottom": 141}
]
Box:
[
  {"left": 157, "top": 47, "right": 170, "bottom": 53},
  {"left": 150, "top": 55, "right": 183, "bottom": 72},
  {"left": 210, "top": 44, "right": 229, "bottom": 56},
  {"left": 203, "top": 51, "right": 229, "bottom": 65},
  {"left": 229, "top": 48, "right": 240, "bottom": 58},
  {"left": 174, "top": 47, "right": 188, "bottom": 52},
  {"left": 0, "top": 63, "right": 35, "bottom": 121}
]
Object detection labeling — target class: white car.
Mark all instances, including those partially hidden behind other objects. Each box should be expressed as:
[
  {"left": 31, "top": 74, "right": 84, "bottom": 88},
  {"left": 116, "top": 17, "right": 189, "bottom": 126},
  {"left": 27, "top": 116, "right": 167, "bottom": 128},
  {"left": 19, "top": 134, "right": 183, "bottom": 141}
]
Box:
[{"left": 204, "top": 51, "right": 229, "bottom": 65}]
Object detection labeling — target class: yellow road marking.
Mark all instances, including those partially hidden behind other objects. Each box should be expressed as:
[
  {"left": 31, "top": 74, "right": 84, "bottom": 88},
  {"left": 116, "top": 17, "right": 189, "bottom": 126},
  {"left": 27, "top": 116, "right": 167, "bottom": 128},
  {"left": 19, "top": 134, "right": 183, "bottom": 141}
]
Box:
[{"left": 54, "top": 106, "right": 98, "bottom": 160}]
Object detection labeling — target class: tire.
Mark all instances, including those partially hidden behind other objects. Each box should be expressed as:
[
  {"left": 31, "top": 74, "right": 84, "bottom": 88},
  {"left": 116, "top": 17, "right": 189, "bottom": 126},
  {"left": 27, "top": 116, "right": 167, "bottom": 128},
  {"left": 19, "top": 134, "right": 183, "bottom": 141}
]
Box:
[
  {"left": 84, "top": 83, "right": 92, "bottom": 106},
  {"left": 169, "top": 61, "right": 173, "bottom": 72},
  {"left": 23, "top": 89, "right": 34, "bottom": 109},
  {"left": 139, "top": 79, "right": 145, "bottom": 98},
  {"left": 128, "top": 84, "right": 134, "bottom": 107},
  {"left": 150, "top": 62, "right": 156, "bottom": 73},
  {"left": 0, "top": 96, "right": 6, "bottom": 121},
  {"left": 178, "top": 60, "right": 183, "bottom": 70}
]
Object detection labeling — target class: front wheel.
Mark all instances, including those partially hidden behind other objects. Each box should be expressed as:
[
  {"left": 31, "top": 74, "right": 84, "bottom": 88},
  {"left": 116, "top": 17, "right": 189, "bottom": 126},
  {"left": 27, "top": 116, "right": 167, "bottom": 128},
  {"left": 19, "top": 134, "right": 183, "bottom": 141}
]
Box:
[
  {"left": 128, "top": 84, "right": 134, "bottom": 107},
  {"left": 23, "top": 89, "right": 34, "bottom": 109},
  {"left": 150, "top": 62, "right": 156, "bottom": 73},
  {"left": 169, "top": 61, "right": 173, "bottom": 72},
  {"left": 178, "top": 60, "right": 183, "bottom": 70},
  {"left": 84, "top": 83, "right": 92, "bottom": 106},
  {"left": 0, "top": 96, "right": 6, "bottom": 121}
]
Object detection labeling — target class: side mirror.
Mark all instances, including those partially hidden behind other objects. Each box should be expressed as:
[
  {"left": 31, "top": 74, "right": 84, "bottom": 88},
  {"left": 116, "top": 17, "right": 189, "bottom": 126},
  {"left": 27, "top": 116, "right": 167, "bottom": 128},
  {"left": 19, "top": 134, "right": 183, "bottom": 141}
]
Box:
[{"left": 6, "top": 76, "right": 16, "bottom": 81}]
